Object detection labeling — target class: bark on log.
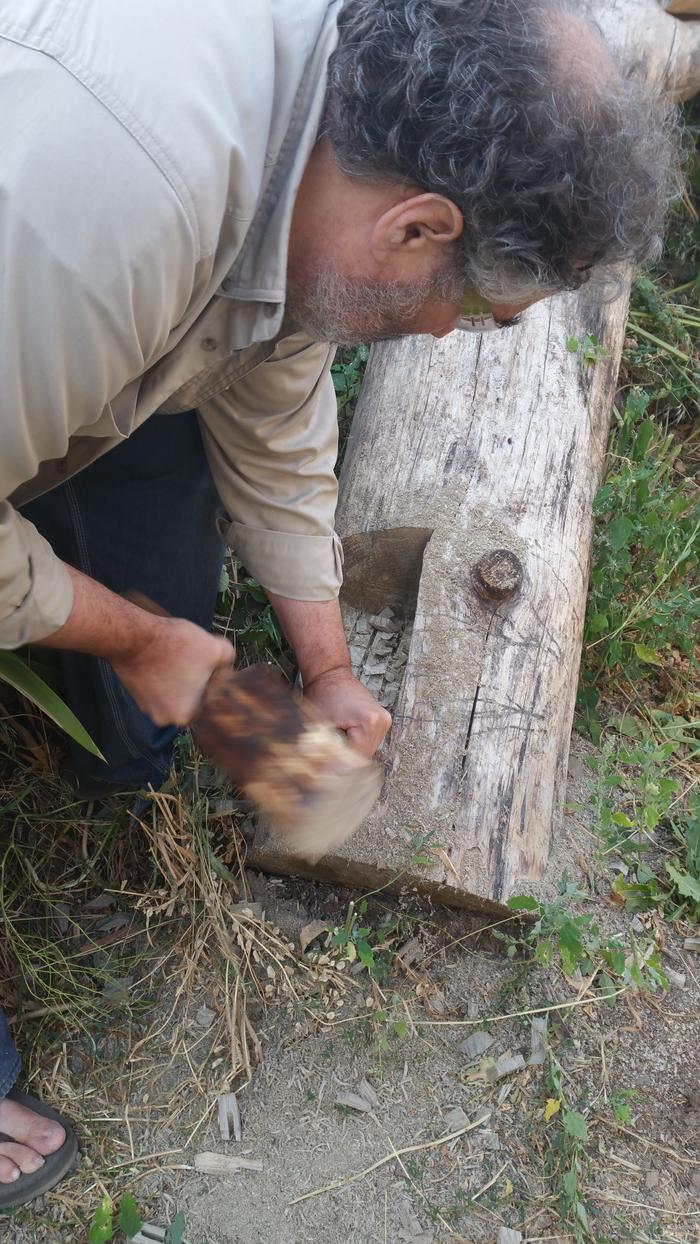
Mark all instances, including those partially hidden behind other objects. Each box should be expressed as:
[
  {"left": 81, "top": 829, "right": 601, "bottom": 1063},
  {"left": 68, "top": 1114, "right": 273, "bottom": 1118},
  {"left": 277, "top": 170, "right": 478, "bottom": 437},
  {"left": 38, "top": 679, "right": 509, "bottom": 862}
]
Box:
[{"left": 247, "top": 0, "right": 700, "bottom": 912}]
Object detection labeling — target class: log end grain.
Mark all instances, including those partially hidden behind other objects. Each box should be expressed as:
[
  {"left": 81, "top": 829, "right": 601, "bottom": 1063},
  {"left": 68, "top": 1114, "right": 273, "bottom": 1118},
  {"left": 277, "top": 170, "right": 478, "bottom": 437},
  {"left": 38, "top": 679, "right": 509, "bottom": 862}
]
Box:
[{"left": 472, "top": 549, "right": 524, "bottom": 603}]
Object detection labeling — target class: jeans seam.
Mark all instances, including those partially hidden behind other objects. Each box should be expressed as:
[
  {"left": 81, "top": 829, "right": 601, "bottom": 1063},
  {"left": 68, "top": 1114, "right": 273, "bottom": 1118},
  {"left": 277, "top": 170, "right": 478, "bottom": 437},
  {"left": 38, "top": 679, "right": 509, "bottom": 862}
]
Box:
[{"left": 64, "top": 482, "right": 159, "bottom": 768}]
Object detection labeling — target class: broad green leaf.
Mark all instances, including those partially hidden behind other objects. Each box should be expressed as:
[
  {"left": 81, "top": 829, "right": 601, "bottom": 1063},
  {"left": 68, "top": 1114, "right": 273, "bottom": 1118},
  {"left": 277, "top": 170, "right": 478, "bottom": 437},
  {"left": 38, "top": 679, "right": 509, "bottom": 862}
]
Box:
[
  {"left": 89, "top": 1197, "right": 114, "bottom": 1244},
  {"left": 609, "top": 514, "right": 633, "bottom": 552},
  {"left": 598, "top": 974, "right": 618, "bottom": 1007},
  {"left": 357, "top": 940, "right": 375, "bottom": 970},
  {"left": 506, "top": 894, "right": 541, "bottom": 912},
  {"left": 563, "top": 1168, "right": 578, "bottom": 1199},
  {"left": 666, "top": 862, "right": 700, "bottom": 903},
  {"left": 588, "top": 613, "right": 609, "bottom": 635},
  {"left": 394, "top": 1019, "right": 408, "bottom": 1040},
  {"left": 0, "top": 651, "right": 105, "bottom": 760},
  {"left": 563, "top": 1110, "right": 588, "bottom": 1142},
  {"left": 559, "top": 921, "right": 584, "bottom": 976},
  {"left": 167, "top": 1212, "right": 186, "bottom": 1244},
  {"left": 633, "top": 643, "right": 663, "bottom": 667},
  {"left": 534, "top": 938, "right": 554, "bottom": 968},
  {"left": 119, "top": 1194, "right": 143, "bottom": 1238}
]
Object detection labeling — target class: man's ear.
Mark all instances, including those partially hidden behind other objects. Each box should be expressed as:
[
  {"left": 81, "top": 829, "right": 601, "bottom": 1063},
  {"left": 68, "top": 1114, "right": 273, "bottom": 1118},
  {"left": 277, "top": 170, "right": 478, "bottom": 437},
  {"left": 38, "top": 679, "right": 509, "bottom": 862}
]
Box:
[{"left": 371, "top": 193, "right": 463, "bottom": 259}]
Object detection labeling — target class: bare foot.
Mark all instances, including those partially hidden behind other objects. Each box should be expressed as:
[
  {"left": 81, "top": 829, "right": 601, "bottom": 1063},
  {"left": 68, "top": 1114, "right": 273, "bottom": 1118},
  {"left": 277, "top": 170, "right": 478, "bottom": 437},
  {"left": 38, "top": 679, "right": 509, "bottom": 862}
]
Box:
[{"left": 0, "top": 1097, "right": 65, "bottom": 1185}]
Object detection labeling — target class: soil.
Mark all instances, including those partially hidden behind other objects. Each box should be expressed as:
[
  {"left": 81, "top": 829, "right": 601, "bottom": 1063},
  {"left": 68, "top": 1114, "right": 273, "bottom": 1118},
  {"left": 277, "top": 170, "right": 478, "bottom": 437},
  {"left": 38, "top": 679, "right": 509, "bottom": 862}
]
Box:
[{"left": 4, "top": 732, "right": 700, "bottom": 1244}]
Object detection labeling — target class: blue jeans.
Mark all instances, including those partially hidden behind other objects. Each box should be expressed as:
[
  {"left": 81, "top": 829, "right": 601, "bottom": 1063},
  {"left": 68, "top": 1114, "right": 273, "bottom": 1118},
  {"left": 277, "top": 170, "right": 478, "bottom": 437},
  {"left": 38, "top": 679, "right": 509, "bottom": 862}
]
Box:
[
  {"left": 20, "top": 410, "right": 225, "bottom": 789},
  {"left": 1, "top": 411, "right": 224, "bottom": 1095}
]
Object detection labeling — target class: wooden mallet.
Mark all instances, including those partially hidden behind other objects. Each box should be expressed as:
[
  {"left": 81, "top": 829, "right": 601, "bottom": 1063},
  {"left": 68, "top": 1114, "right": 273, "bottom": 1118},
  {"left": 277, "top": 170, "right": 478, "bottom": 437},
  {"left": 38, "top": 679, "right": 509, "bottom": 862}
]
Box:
[{"left": 126, "top": 593, "right": 382, "bottom": 860}]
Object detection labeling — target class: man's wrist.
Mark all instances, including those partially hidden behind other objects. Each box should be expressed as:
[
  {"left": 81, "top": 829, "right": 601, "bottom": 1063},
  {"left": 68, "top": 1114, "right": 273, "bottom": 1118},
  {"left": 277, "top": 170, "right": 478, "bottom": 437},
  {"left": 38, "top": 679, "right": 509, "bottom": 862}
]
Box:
[
  {"left": 265, "top": 593, "right": 351, "bottom": 687},
  {"left": 301, "top": 659, "right": 352, "bottom": 689}
]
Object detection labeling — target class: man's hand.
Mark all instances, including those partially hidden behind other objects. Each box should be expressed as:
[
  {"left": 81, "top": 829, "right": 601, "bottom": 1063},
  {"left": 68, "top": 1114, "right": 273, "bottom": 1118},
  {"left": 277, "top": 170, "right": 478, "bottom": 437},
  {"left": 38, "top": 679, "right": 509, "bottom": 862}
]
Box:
[
  {"left": 111, "top": 617, "right": 233, "bottom": 725},
  {"left": 266, "top": 593, "right": 392, "bottom": 758},
  {"left": 303, "top": 666, "right": 391, "bottom": 758},
  {"left": 40, "top": 565, "right": 233, "bottom": 725}
]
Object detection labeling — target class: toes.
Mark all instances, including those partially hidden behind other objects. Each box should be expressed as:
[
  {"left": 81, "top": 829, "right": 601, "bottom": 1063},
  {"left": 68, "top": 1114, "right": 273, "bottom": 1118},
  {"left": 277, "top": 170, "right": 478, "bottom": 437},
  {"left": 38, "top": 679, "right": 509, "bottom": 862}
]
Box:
[
  {"left": 0, "top": 1142, "right": 45, "bottom": 1179},
  {"left": 26, "top": 1118, "right": 65, "bottom": 1156},
  {"left": 0, "top": 1099, "right": 66, "bottom": 1156},
  {"left": 0, "top": 1155, "right": 20, "bottom": 1185}
]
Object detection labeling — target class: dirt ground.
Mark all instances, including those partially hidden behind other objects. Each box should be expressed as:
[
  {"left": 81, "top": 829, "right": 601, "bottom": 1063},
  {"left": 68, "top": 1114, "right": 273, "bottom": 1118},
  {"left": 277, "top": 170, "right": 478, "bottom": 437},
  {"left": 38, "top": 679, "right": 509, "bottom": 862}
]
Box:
[{"left": 3, "top": 732, "right": 700, "bottom": 1244}]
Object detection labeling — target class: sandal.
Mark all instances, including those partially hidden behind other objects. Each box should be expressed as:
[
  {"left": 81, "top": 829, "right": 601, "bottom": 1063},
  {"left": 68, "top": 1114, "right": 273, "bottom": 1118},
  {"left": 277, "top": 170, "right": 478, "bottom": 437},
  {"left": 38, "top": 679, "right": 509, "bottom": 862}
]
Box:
[{"left": 0, "top": 1089, "right": 80, "bottom": 1210}]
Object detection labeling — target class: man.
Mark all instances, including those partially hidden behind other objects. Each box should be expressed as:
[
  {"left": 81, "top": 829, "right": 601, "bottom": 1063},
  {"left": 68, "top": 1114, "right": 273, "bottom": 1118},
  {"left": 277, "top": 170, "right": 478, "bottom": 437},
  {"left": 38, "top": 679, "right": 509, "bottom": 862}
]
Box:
[{"left": 0, "top": 0, "right": 675, "bottom": 1205}]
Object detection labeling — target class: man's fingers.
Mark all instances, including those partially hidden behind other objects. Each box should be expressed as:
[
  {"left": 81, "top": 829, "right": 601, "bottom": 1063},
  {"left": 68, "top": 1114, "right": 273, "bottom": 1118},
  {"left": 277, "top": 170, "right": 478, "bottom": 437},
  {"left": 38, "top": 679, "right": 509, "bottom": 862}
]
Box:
[{"left": 345, "top": 706, "right": 392, "bottom": 758}]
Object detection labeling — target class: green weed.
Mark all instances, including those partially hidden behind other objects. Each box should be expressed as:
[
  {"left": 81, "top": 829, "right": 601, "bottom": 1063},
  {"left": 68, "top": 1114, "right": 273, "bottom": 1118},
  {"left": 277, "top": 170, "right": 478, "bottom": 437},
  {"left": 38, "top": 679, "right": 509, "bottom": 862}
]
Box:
[
  {"left": 502, "top": 872, "right": 668, "bottom": 994},
  {"left": 88, "top": 1194, "right": 184, "bottom": 1244},
  {"left": 580, "top": 386, "right": 699, "bottom": 721},
  {"left": 584, "top": 720, "right": 700, "bottom": 920}
]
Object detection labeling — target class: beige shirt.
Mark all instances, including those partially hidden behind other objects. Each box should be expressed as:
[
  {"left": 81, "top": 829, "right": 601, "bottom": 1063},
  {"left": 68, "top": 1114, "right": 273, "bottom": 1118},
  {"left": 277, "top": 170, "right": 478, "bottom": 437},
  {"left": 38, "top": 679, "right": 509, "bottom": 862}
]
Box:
[{"left": 0, "top": 0, "right": 344, "bottom": 647}]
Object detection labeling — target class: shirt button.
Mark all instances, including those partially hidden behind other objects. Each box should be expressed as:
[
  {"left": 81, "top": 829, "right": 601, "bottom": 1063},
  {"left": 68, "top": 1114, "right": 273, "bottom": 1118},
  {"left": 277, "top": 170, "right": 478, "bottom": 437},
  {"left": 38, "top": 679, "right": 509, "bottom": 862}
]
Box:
[{"left": 201, "top": 337, "right": 219, "bottom": 352}]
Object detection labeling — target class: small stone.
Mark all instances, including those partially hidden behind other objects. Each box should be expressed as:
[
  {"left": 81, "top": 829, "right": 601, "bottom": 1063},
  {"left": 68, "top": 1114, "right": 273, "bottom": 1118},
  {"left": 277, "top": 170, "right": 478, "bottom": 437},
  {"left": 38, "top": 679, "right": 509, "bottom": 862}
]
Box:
[
  {"left": 349, "top": 645, "right": 367, "bottom": 666},
  {"left": 645, "top": 1169, "right": 660, "bottom": 1191},
  {"left": 474, "top": 1129, "right": 501, "bottom": 1151},
  {"left": 498, "top": 1229, "right": 523, "bottom": 1244},
  {"left": 460, "top": 1030, "right": 495, "bottom": 1060}
]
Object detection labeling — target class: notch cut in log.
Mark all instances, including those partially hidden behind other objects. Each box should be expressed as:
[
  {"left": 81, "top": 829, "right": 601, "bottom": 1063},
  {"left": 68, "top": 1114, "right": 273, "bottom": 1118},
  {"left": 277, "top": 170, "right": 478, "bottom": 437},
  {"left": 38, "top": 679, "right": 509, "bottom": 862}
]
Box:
[{"left": 246, "top": 0, "right": 700, "bottom": 912}]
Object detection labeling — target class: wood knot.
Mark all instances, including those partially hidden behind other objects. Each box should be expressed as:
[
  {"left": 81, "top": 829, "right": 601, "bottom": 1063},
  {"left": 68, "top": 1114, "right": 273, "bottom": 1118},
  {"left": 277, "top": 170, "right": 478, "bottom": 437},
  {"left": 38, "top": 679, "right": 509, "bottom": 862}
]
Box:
[{"left": 472, "top": 550, "right": 524, "bottom": 603}]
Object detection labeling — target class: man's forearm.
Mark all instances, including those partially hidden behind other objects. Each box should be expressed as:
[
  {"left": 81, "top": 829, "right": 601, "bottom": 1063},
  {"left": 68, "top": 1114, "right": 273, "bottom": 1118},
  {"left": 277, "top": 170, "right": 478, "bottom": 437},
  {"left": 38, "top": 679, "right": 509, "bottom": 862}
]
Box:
[
  {"left": 40, "top": 565, "right": 162, "bottom": 659},
  {"left": 266, "top": 593, "right": 350, "bottom": 685},
  {"left": 39, "top": 565, "right": 233, "bottom": 726}
]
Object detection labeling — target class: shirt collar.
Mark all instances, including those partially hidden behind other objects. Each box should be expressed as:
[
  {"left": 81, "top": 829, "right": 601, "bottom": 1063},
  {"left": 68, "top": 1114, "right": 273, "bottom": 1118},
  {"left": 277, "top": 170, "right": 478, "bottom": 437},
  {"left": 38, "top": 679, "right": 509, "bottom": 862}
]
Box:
[{"left": 219, "top": 2, "right": 341, "bottom": 350}]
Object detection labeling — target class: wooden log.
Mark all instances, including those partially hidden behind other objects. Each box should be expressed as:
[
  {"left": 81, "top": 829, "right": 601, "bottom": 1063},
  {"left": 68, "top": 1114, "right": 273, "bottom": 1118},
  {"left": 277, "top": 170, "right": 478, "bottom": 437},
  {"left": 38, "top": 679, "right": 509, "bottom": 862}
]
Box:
[{"left": 246, "top": 0, "right": 700, "bottom": 911}]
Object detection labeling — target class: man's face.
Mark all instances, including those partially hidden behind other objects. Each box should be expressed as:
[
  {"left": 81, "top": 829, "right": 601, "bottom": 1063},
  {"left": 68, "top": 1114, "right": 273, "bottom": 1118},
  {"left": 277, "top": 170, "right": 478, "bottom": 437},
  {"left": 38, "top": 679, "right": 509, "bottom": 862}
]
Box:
[{"left": 286, "top": 259, "right": 536, "bottom": 347}]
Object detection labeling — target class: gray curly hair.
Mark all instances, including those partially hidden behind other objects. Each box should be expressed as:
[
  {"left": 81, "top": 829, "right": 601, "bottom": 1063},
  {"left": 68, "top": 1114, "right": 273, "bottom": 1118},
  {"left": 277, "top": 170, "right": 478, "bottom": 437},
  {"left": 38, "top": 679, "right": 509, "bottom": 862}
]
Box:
[{"left": 324, "top": 0, "right": 680, "bottom": 302}]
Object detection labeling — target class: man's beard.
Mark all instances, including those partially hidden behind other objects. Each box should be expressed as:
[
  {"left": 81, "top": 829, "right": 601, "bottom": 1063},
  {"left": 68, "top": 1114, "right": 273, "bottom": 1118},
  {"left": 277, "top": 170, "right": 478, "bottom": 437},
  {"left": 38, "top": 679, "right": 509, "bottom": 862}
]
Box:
[{"left": 285, "top": 262, "right": 461, "bottom": 347}]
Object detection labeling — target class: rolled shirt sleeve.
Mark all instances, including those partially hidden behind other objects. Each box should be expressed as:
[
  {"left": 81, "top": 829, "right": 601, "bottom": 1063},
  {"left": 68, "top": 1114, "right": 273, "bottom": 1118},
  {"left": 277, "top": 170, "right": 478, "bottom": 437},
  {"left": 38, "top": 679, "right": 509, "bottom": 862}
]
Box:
[{"left": 198, "top": 333, "right": 344, "bottom": 601}]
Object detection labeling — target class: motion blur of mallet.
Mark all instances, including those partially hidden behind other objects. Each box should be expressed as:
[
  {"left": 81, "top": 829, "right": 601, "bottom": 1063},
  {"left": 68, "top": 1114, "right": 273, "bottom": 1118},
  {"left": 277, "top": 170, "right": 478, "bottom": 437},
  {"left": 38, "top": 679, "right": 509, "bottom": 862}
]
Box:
[{"left": 126, "top": 592, "right": 382, "bottom": 860}]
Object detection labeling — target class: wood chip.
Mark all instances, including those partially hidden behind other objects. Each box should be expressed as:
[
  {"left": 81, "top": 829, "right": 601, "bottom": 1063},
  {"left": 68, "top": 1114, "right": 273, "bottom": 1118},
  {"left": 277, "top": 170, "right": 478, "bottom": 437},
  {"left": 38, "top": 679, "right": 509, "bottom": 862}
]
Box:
[
  {"left": 128, "top": 1228, "right": 167, "bottom": 1243},
  {"left": 195, "top": 1005, "right": 217, "bottom": 1030},
  {"left": 529, "top": 1016, "right": 548, "bottom": 1065},
  {"left": 395, "top": 937, "right": 424, "bottom": 969},
  {"left": 460, "top": 1030, "right": 494, "bottom": 1060},
  {"left": 336, "top": 1091, "right": 373, "bottom": 1113},
  {"left": 443, "top": 1106, "right": 470, "bottom": 1132},
  {"left": 218, "top": 1092, "right": 242, "bottom": 1142},
  {"left": 194, "top": 1152, "right": 263, "bottom": 1175},
  {"left": 357, "top": 1079, "right": 380, "bottom": 1109},
  {"left": 684, "top": 937, "right": 700, "bottom": 954},
  {"left": 493, "top": 1053, "right": 527, "bottom": 1080},
  {"left": 299, "top": 920, "right": 328, "bottom": 954},
  {"left": 665, "top": 967, "right": 686, "bottom": 990},
  {"left": 231, "top": 901, "right": 263, "bottom": 920}
]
